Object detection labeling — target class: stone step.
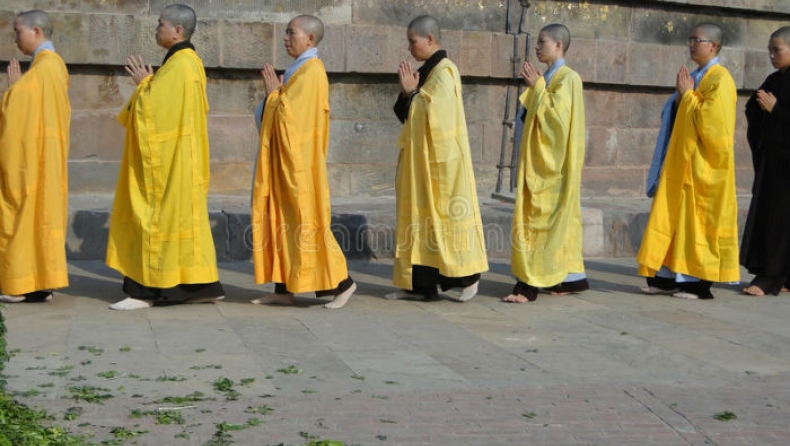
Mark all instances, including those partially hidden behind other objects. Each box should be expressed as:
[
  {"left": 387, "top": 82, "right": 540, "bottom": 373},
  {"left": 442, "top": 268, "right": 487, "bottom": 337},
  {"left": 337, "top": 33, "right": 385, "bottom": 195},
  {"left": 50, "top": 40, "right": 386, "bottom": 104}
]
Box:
[{"left": 64, "top": 194, "right": 752, "bottom": 261}]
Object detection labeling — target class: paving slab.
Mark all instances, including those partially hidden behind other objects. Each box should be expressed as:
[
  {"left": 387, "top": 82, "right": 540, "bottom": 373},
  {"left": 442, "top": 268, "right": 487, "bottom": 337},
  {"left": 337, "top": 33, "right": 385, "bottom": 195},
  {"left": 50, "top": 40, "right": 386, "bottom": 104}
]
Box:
[{"left": 1, "top": 258, "right": 788, "bottom": 446}]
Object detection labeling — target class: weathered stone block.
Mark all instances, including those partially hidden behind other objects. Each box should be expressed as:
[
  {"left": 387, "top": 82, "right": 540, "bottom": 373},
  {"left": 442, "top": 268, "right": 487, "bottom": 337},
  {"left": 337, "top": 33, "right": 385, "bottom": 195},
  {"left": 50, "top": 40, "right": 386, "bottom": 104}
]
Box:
[
  {"left": 207, "top": 77, "right": 259, "bottom": 114},
  {"left": 349, "top": 164, "right": 396, "bottom": 197},
  {"left": 322, "top": 24, "right": 346, "bottom": 73},
  {"left": 193, "top": 19, "right": 221, "bottom": 68},
  {"left": 625, "top": 92, "right": 668, "bottom": 128},
  {"left": 615, "top": 128, "right": 657, "bottom": 167},
  {"left": 0, "top": 1, "right": 147, "bottom": 14},
  {"left": 387, "top": 24, "right": 412, "bottom": 72},
  {"left": 581, "top": 167, "right": 644, "bottom": 197},
  {"left": 345, "top": 25, "right": 388, "bottom": 73},
  {"left": 585, "top": 90, "right": 627, "bottom": 127},
  {"left": 467, "top": 122, "right": 484, "bottom": 164},
  {"left": 68, "top": 71, "right": 127, "bottom": 110},
  {"left": 328, "top": 120, "right": 401, "bottom": 164},
  {"left": 482, "top": 121, "right": 507, "bottom": 165},
  {"left": 219, "top": 20, "right": 273, "bottom": 69},
  {"left": 150, "top": 0, "right": 352, "bottom": 23},
  {"left": 70, "top": 112, "right": 126, "bottom": 161},
  {"left": 745, "top": 18, "right": 783, "bottom": 48},
  {"left": 491, "top": 32, "right": 518, "bottom": 79},
  {"left": 631, "top": 8, "right": 746, "bottom": 48},
  {"left": 721, "top": 48, "right": 746, "bottom": 88},
  {"left": 458, "top": 31, "right": 492, "bottom": 77},
  {"left": 351, "top": 0, "right": 507, "bottom": 32},
  {"left": 568, "top": 38, "right": 596, "bottom": 84},
  {"left": 0, "top": 11, "right": 18, "bottom": 60},
  {"left": 329, "top": 83, "right": 398, "bottom": 121},
  {"left": 652, "top": 0, "right": 790, "bottom": 15},
  {"left": 51, "top": 13, "right": 89, "bottom": 63},
  {"left": 68, "top": 161, "right": 121, "bottom": 194},
  {"left": 744, "top": 50, "right": 773, "bottom": 90},
  {"left": 595, "top": 39, "right": 628, "bottom": 84},
  {"left": 529, "top": 1, "right": 632, "bottom": 41},
  {"left": 326, "top": 164, "right": 352, "bottom": 197},
  {"left": 208, "top": 115, "right": 259, "bottom": 162},
  {"left": 87, "top": 14, "right": 136, "bottom": 65},
  {"left": 585, "top": 127, "right": 618, "bottom": 167},
  {"left": 628, "top": 42, "right": 665, "bottom": 86},
  {"left": 209, "top": 161, "right": 254, "bottom": 195}
]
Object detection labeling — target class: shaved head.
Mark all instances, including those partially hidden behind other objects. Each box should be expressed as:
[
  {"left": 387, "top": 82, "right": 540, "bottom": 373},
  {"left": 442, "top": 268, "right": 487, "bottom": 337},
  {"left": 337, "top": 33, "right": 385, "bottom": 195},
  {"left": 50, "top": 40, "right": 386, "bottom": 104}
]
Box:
[
  {"left": 408, "top": 15, "right": 441, "bottom": 43},
  {"left": 162, "top": 4, "right": 197, "bottom": 40},
  {"left": 695, "top": 23, "right": 723, "bottom": 54},
  {"left": 771, "top": 25, "right": 790, "bottom": 45},
  {"left": 541, "top": 23, "right": 571, "bottom": 53},
  {"left": 292, "top": 15, "right": 324, "bottom": 45},
  {"left": 16, "top": 9, "right": 52, "bottom": 38}
]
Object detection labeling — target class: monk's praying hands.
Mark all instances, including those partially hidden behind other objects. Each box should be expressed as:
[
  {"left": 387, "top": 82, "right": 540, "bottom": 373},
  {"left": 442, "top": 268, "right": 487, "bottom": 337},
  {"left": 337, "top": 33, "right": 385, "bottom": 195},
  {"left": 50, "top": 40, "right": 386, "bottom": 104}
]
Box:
[{"left": 124, "top": 55, "right": 153, "bottom": 85}]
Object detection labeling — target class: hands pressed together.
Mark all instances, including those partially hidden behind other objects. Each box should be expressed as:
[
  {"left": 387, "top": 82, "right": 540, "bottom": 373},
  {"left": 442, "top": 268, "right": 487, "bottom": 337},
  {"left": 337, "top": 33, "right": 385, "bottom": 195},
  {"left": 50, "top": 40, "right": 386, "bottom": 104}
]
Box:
[
  {"left": 755, "top": 89, "right": 777, "bottom": 113},
  {"left": 519, "top": 61, "right": 543, "bottom": 87},
  {"left": 398, "top": 60, "right": 419, "bottom": 96},
  {"left": 261, "top": 64, "right": 283, "bottom": 96},
  {"left": 6, "top": 59, "right": 21, "bottom": 88}
]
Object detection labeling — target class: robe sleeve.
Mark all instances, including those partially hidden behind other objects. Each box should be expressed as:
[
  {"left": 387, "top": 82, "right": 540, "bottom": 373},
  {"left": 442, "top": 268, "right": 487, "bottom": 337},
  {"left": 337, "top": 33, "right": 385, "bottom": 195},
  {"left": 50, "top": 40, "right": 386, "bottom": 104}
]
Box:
[
  {"left": 680, "top": 69, "right": 736, "bottom": 171},
  {"left": 519, "top": 72, "right": 576, "bottom": 177}
]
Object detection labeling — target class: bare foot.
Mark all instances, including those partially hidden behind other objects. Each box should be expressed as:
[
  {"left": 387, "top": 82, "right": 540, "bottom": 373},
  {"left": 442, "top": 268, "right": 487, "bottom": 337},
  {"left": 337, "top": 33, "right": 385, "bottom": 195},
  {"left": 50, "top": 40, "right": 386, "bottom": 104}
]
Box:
[
  {"left": 743, "top": 285, "right": 765, "bottom": 296},
  {"left": 324, "top": 283, "right": 357, "bottom": 309},
  {"left": 501, "top": 294, "right": 532, "bottom": 303},
  {"left": 251, "top": 293, "right": 295, "bottom": 305},
  {"left": 782, "top": 287, "right": 789, "bottom": 293}
]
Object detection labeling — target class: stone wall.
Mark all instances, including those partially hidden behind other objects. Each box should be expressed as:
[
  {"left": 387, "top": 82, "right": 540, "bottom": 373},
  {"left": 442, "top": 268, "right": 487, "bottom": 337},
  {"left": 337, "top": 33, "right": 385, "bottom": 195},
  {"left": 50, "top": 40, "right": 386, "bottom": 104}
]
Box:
[{"left": 1, "top": 0, "right": 788, "bottom": 199}]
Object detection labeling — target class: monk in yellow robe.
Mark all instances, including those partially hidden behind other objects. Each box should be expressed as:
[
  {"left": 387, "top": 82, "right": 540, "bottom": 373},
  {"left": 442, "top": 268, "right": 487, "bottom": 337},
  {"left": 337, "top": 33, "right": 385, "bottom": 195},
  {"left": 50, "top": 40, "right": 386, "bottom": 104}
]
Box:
[
  {"left": 503, "top": 24, "right": 588, "bottom": 303},
  {"left": 637, "top": 23, "right": 739, "bottom": 300},
  {"left": 0, "top": 10, "right": 69, "bottom": 304},
  {"left": 387, "top": 15, "right": 488, "bottom": 302},
  {"left": 106, "top": 4, "right": 224, "bottom": 310},
  {"left": 251, "top": 15, "right": 356, "bottom": 309}
]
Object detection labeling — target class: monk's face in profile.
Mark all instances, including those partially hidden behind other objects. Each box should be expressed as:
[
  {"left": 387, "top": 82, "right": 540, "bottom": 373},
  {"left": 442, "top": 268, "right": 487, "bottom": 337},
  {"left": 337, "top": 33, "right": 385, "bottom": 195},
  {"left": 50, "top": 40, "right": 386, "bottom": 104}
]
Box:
[
  {"left": 407, "top": 28, "right": 435, "bottom": 62},
  {"left": 284, "top": 19, "right": 313, "bottom": 58},
  {"left": 13, "top": 18, "right": 39, "bottom": 56},
  {"left": 768, "top": 36, "right": 790, "bottom": 72}
]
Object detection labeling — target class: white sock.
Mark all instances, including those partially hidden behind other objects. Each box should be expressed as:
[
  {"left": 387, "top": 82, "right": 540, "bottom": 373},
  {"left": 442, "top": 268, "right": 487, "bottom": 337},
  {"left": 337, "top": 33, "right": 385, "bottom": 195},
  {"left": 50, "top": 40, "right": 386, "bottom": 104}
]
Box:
[
  {"left": 325, "top": 282, "right": 357, "bottom": 309},
  {"left": 0, "top": 294, "right": 26, "bottom": 303},
  {"left": 455, "top": 282, "right": 478, "bottom": 302},
  {"left": 109, "top": 297, "right": 152, "bottom": 311}
]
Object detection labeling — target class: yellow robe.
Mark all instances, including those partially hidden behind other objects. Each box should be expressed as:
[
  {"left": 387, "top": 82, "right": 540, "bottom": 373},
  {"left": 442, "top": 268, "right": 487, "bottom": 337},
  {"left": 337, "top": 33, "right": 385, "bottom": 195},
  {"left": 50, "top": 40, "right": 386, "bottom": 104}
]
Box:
[
  {"left": 106, "top": 48, "right": 219, "bottom": 288},
  {"left": 0, "top": 50, "right": 70, "bottom": 295},
  {"left": 251, "top": 58, "right": 349, "bottom": 293},
  {"left": 511, "top": 66, "right": 586, "bottom": 288},
  {"left": 637, "top": 65, "right": 740, "bottom": 282},
  {"left": 393, "top": 58, "right": 488, "bottom": 289}
]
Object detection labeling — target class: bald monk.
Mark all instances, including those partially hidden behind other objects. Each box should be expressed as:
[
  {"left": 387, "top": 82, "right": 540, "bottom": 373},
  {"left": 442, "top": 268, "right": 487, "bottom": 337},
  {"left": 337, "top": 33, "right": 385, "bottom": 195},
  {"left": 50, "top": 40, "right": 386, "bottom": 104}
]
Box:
[
  {"left": 388, "top": 15, "right": 488, "bottom": 302},
  {"left": 638, "top": 23, "right": 739, "bottom": 300},
  {"left": 250, "top": 15, "right": 356, "bottom": 309},
  {"left": 0, "top": 10, "right": 70, "bottom": 304},
  {"left": 106, "top": 4, "right": 224, "bottom": 310}
]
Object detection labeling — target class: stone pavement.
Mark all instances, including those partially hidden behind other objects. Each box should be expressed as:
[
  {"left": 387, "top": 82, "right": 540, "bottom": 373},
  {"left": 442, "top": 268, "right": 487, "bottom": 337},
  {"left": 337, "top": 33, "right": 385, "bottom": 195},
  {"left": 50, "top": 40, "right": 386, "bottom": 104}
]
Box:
[{"left": 2, "top": 257, "right": 789, "bottom": 446}]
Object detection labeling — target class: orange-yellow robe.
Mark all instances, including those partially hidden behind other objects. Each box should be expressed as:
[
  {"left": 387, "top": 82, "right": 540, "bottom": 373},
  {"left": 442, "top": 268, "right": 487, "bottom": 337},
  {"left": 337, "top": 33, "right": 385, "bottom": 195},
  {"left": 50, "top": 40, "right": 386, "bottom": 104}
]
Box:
[
  {"left": 393, "top": 58, "right": 488, "bottom": 289},
  {"left": 106, "top": 48, "right": 219, "bottom": 287},
  {"left": 510, "top": 66, "right": 586, "bottom": 288},
  {"left": 251, "top": 58, "right": 349, "bottom": 293},
  {"left": 0, "top": 50, "right": 70, "bottom": 295},
  {"left": 637, "top": 64, "right": 740, "bottom": 282}
]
